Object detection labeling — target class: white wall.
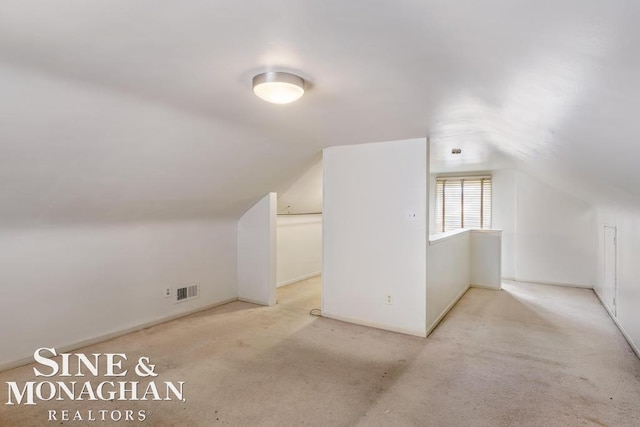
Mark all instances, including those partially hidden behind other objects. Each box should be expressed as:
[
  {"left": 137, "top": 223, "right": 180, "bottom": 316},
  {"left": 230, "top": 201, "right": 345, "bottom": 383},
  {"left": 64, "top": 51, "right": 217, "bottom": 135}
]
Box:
[
  {"left": 427, "top": 231, "right": 470, "bottom": 333},
  {"left": 429, "top": 169, "right": 517, "bottom": 279},
  {"left": 491, "top": 169, "right": 517, "bottom": 279},
  {"left": 428, "top": 173, "right": 438, "bottom": 232},
  {"left": 432, "top": 168, "right": 595, "bottom": 287},
  {"left": 323, "top": 138, "right": 428, "bottom": 337},
  {"left": 426, "top": 229, "right": 501, "bottom": 333},
  {"left": 237, "top": 193, "right": 277, "bottom": 306},
  {"left": 595, "top": 206, "right": 640, "bottom": 356},
  {"left": 514, "top": 171, "right": 596, "bottom": 287},
  {"left": 276, "top": 214, "right": 322, "bottom": 287},
  {"left": 470, "top": 230, "right": 502, "bottom": 289},
  {"left": 0, "top": 220, "right": 237, "bottom": 369}
]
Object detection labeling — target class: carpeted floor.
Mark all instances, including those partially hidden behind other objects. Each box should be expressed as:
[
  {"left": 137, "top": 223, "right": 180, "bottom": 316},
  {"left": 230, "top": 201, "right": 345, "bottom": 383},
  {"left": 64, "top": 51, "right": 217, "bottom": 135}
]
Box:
[{"left": 1, "top": 277, "right": 639, "bottom": 426}]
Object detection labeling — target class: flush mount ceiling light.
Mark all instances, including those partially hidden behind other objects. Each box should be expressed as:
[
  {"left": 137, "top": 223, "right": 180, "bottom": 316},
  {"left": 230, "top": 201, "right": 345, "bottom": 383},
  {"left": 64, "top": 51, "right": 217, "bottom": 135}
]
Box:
[{"left": 252, "top": 71, "right": 305, "bottom": 104}]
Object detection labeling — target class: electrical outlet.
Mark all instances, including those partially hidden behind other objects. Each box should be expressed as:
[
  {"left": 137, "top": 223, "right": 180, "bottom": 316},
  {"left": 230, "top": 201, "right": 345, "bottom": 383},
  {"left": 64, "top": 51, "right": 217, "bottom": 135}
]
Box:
[
  {"left": 164, "top": 287, "right": 172, "bottom": 298},
  {"left": 386, "top": 295, "right": 393, "bottom": 305}
]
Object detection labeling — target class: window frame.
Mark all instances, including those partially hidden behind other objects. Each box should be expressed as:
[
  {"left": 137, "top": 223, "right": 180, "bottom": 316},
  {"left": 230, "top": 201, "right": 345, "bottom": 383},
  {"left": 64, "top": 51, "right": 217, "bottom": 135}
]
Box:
[{"left": 435, "top": 175, "right": 492, "bottom": 233}]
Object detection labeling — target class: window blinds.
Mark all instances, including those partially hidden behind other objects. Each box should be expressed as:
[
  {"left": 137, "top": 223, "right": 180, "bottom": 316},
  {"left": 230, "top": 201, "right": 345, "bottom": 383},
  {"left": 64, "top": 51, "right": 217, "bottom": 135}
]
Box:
[{"left": 435, "top": 177, "right": 492, "bottom": 232}]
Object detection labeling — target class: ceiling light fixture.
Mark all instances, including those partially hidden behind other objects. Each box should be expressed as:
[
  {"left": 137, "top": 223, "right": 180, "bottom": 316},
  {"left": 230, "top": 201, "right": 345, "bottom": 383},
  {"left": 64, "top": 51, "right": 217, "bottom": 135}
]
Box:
[{"left": 252, "top": 71, "right": 305, "bottom": 104}]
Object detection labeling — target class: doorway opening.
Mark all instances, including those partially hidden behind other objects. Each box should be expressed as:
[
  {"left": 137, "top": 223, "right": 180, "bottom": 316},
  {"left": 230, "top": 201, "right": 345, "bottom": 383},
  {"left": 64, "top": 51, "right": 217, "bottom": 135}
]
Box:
[{"left": 275, "top": 157, "right": 323, "bottom": 309}]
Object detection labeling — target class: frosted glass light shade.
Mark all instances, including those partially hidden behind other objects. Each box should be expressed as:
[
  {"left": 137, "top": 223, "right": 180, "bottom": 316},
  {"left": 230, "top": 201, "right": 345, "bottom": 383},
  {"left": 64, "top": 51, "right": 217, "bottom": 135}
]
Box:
[{"left": 252, "top": 72, "right": 305, "bottom": 104}]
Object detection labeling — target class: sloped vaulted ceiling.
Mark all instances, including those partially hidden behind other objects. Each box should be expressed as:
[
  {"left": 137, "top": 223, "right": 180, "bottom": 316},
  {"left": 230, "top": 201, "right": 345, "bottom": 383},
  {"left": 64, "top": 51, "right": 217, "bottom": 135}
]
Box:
[{"left": 1, "top": 1, "right": 639, "bottom": 225}]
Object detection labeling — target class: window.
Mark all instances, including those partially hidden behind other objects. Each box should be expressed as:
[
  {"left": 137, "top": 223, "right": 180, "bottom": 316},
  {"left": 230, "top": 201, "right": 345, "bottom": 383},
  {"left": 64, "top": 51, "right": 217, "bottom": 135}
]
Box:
[{"left": 435, "top": 176, "right": 491, "bottom": 232}]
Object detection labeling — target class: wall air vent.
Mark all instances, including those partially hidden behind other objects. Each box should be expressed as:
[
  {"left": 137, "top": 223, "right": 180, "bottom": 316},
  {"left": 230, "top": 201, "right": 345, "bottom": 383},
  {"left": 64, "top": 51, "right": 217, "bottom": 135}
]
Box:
[{"left": 176, "top": 284, "right": 199, "bottom": 303}]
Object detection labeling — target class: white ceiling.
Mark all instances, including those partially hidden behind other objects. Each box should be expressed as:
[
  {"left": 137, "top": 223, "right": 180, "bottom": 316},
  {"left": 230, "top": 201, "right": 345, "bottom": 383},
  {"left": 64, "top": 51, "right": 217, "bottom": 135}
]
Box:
[{"left": 1, "top": 1, "right": 639, "bottom": 224}]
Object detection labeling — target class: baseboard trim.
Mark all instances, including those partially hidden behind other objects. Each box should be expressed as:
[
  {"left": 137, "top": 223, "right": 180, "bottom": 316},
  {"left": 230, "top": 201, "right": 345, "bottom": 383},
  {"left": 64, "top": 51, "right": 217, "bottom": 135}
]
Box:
[
  {"left": 471, "top": 283, "right": 501, "bottom": 290},
  {"left": 277, "top": 272, "right": 321, "bottom": 288},
  {"left": 321, "top": 312, "right": 427, "bottom": 338},
  {"left": 237, "top": 297, "right": 272, "bottom": 306},
  {"left": 514, "top": 278, "right": 593, "bottom": 289},
  {"left": 593, "top": 290, "right": 640, "bottom": 360},
  {"left": 0, "top": 297, "right": 238, "bottom": 373},
  {"left": 426, "top": 285, "right": 470, "bottom": 337}
]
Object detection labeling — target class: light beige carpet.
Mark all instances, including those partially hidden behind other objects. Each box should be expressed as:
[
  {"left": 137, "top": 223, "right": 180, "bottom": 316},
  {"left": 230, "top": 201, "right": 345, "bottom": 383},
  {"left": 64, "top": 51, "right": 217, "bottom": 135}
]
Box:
[{"left": 1, "top": 277, "right": 639, "bottom": 426}]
